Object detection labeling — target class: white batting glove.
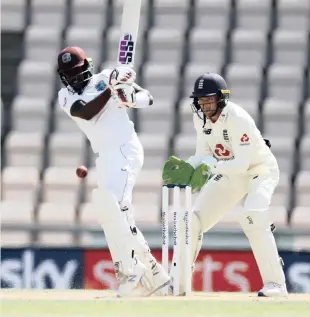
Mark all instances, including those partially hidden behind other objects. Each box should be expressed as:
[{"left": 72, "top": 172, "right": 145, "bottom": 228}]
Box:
[
  {"left": 109, "top": 66, "right": 136, "bottom": 89},
  {"left": 112, "top": 85, "right": 136, "bottom": 108}
]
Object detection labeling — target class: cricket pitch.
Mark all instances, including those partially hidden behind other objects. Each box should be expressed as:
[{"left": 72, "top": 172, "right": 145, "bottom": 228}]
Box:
[{"left": 1, "top": 290, "right": 310, "bottom": 317}]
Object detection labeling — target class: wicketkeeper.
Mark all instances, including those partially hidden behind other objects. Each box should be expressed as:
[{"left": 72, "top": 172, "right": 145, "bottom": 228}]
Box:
[{"left": 162, "top": 73, "right": 287, "bottom": 297}]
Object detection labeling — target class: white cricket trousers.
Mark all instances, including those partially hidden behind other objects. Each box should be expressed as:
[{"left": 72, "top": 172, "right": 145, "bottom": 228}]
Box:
[
  {"left": 95, "top": 133, "right": 144, "bottom": 223},
  {"left": 95, "top": 133, "right": 156, "bottom": 268},
  {"left": 194, "top": 166, "right": 280, "bottom": 231},
  {"left": 171, "top": 163, "right": 286, "bottom": 293}
]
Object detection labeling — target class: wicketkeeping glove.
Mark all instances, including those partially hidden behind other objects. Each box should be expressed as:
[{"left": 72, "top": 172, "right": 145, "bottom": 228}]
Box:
[
  {"left": 162, "top": 156, "right": 195, "bottom": 185},
  {"left": 189, "top": 163, "right": 211, "bottom": 193}
]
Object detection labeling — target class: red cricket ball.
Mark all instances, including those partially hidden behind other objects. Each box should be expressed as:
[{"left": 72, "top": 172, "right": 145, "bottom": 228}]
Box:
[{"left": 76, "top": 166, "right": 88, "bottom": 178}]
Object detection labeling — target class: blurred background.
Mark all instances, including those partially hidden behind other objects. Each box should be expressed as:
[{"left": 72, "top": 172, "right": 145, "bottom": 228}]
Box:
[{"left": 1, "top": 0, "right": 309, "bottom": 292}]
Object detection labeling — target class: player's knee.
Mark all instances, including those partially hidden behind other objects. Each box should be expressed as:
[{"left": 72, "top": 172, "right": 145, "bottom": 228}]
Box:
[
  {"left": 238, "top": 209, "right": 270, "bottom": 233},
  {"left": 97, "top": 175, "right": 128, "bottom": 203},
  {"left": 92, "top": 188, "right": 121, "bottom": 223}
]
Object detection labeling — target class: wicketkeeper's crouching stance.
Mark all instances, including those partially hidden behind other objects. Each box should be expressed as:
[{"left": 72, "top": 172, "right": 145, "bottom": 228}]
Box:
[{"left": 162, "top": 73, "right": 287, "bottom": 297}]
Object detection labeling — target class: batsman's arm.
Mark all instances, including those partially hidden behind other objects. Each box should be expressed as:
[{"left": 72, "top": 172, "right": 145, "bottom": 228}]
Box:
[{"left": 70, "top": 88, "right": 112, "bottom": 120}]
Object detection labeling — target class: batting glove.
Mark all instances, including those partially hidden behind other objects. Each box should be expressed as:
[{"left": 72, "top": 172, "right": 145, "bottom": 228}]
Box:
[
  {"left": 109, "top": 66, "right": 136, "bottom": 89},
  {"left": 111, "top": 85, "right": 136, "bottom": 108}
]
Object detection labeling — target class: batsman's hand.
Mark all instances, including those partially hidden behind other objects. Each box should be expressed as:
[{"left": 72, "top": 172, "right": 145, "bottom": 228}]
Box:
[
  {"left": 109, "top": 66, "right": 136, "bottom": 89},
  {"left": 111, "top": 84, "right": 136, "bottom": 108},
  {"left": 162, "top": 156, "right": 195, "bottom": 185},
  {"left": 189, "top": 163, "right": 211, "bottom": 193}
]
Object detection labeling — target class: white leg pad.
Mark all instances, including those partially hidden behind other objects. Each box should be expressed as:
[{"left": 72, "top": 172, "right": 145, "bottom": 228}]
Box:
[
  {"left": 238, "top": 210, "right": 285, "bottom": 286},
  {"left": 120, "top": 205, "right": 156, "bottom": 270},
  {"left": 170, "top": 211, "right": 203, "bottom": 294},
  {"left": 130, "top": 226, "right": 170, "bottom": 294},
  {"left": 119, "top": 205, "right": 169, "bottom": 294},
  {"left": 130, "top": 227, "right": 158, "bottom": 291},
  {"left": 133, "top": 228, "right": 160, "bottom": 274},
  {"left": 92, "top": 189, "right": 136, "bottom": 276}
]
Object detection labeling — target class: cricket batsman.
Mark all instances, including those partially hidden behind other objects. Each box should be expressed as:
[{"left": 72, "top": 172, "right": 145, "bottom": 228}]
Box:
[
  {"left": 162, "top": 73, "right": 287, "bottom": 297},
  {"left": 57, "top": 46, "right": 170, "bottom": 297}
]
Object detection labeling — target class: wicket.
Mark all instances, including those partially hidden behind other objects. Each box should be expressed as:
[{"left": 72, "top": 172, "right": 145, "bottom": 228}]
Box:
[{"left": 161, "top": 184, "right": 192, "bottom": 296}]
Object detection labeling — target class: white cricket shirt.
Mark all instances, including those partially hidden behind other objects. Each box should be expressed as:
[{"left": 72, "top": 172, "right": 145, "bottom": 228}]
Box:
[
  {"left": 58, "top": 69, "right": 145, "bottom": 154},
  {"left": 187, "top": 101, "right": 278, "bottom": 176}
]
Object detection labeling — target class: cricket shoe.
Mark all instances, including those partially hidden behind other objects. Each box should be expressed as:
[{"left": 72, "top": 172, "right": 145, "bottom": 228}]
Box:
[
  {"left": 117, "top": 259, "right": 147, "bottom": 297},
  {"left": 147, "top": 262, "right": 171, "bottom": 296},
  {"left": 258, "top": 282, "right": 288, "bottom": 297}
]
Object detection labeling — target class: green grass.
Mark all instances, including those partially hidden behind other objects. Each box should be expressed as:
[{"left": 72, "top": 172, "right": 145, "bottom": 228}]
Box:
[
  {"left": 1, "top": 291, "right": 310, "bottom": 317},
  {"left": 2, "top": 300, "right": 310, "bottom": 317}
]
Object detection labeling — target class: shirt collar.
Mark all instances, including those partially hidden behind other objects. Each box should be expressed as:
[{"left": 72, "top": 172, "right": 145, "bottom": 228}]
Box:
[
  {"left": 218, "top": 105, "right": 229, "bottom": 123},
  {"left": 206, "top": 104, "right": 229, "bottom": 125}
]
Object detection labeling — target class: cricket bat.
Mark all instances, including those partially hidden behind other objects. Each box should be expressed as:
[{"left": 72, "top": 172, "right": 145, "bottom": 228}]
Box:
[{"left": 117, "top": 0, "right": 142, "bottom": 68}]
